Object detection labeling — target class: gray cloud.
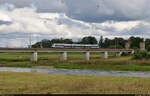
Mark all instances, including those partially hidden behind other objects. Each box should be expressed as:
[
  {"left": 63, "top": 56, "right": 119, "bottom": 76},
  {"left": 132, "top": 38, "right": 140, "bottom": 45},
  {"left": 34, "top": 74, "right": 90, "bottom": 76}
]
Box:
[
  {"left": 65, "top": 0, "right": 150, "bottom": 22},
  {"left": 120, "top": 23, "right": 150, "bottom": 36},
  {"left": 0, "top": 20, "right": 12, "bottom": 25},
  {"left": 0, "top": 0, "right": 150, "bottom": 22},
  {"left": 0, "top": 0, "right": 66, "bottom": 12}
]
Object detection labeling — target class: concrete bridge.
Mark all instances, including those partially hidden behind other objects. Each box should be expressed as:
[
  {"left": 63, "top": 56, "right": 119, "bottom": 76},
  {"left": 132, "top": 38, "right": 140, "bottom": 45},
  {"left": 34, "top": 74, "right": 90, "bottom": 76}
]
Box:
[{"left": 0, "top": 48, "right": 134, "bottom": 62}]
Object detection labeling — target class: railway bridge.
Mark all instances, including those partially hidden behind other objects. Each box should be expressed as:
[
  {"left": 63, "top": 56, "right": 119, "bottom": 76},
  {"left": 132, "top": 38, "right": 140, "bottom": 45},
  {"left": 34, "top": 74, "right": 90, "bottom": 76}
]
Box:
[{"left": 0, "top": 48, "right": 134, "bottom": 62}]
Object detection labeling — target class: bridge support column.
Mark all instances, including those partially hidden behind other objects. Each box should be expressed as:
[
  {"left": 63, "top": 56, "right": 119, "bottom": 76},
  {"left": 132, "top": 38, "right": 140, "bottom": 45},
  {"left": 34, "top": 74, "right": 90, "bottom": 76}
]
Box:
[
  {"left": 30, "top": 52, "right": 38, "bottom": 62},
  {"left": 60, "top": 52, "right": 67, "bottom": 60},
  {"left": 115, "top": 52, "right": 122, "bottom": 57},
  {"left": 102, "top": 51, "right": 108, "bottom": 59},
  {"left": 83, "top": 52, "right": 90, "bottom": 61}
]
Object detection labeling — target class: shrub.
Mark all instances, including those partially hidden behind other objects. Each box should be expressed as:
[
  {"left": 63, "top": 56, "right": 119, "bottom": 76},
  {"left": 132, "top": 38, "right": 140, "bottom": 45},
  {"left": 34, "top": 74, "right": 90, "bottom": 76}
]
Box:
[
  {"left": 132, "top": 50, "right": 147, "bottom": 59},
  {"left": 147, "top": 45, "right": 150, "bottom": 52},
  {"left": 146, "top": 53, "right": 150, "bottom": 59},
  {"left": 121, "top": 52, "right": 130, "bottom": 56}
]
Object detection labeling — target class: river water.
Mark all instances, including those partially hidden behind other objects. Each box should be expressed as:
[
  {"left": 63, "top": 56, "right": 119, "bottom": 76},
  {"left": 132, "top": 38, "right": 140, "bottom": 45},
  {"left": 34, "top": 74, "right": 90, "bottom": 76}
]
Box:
[{"left": 0, "top": 67, "right": 150, "bottom": 77}]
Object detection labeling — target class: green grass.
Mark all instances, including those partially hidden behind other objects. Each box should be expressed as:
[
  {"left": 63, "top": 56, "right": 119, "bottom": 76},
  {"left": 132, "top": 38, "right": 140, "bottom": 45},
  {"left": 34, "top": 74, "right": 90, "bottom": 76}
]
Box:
[
  {"left": 1, "top": 52, "right": 150, "bottom": 71},
  {"left": 1, "top": 72, "right": 150, "bottom": 94}
]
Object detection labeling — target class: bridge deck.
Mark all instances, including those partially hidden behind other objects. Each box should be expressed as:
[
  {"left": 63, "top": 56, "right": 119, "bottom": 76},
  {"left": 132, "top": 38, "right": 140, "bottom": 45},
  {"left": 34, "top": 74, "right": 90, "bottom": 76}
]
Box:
[
  {"left": 0, "top": 48, "right": 134, "bottom": 61},
  {"left": 0, "top": 48, "right": 134, "bottom": 52}
]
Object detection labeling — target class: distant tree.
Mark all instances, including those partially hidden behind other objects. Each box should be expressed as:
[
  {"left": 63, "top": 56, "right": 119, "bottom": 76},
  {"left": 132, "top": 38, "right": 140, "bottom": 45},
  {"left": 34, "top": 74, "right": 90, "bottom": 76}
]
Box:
[
  {"left": 145, "top": 39, "right": 150, "bottom": 51},
  {"left": 63, "top": 39, "right": 73, "bottom": 44},
  {"left": 32, "top": 39, "right": 51, "bottom": 48},
  {"left": 74, "top": 39, "right": 82, "bottom": 44},
  {"left": 51, "top": 38, "right": 73, "bottom": 44},
  {"left": 31, "top": 36, "right": 150, "bottom": 49},
  {"left": 102, "top": 37, "right": 126, "bottom": 49},
  {"left": 51, "top": 38, "right": 63, "bottom": 43},
  {"left": 41, "top": 39, "right": 50, "bottom": 42},
  {"left": 129, "top": 36, "right": 144, "bottom": 49},
  {"left": 81, "top": 36, "right": 97, "bottom": 44},
  {"left": 103, "top": 38, "right": 110, "bottom": 48},
  {"left": 113, "top": 37, "right": 125, "bottom": 48},
  {"left": 32, "top": 42, "right": 41, "bottom": 48},
  {"left": 32, "top": 38, "right": 73, "bottom": 48},
  {"left": 146, "top": 45, "right": 150, "bottom": 51},
  {"left": 99, "top": 36, "right": 104, "bottom": 48}
]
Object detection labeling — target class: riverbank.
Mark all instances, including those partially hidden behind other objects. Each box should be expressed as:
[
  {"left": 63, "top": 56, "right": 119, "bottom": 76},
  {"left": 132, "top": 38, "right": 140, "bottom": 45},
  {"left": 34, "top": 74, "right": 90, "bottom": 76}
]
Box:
[
  {"left": 1, "top": 52, "right": 150, "bottom": 71},
  {"left": 0, "top": 72, "right": 150, "bottom": 94}
]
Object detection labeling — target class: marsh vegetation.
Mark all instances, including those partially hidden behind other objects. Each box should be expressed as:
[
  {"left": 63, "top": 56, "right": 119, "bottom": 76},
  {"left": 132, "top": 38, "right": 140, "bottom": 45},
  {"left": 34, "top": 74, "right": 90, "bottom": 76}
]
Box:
[{"left": 1, "top": 72, "right": 150, "bottom": 94}]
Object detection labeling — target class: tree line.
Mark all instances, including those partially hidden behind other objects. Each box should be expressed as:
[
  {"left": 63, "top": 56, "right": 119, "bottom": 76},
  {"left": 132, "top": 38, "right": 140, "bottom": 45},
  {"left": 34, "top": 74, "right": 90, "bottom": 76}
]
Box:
[
  {"left": 32, "top": 36, "right": 150, "bottom": 51},
  {"left": 32, "top": 36, "right": 97, "bottom": 48}
]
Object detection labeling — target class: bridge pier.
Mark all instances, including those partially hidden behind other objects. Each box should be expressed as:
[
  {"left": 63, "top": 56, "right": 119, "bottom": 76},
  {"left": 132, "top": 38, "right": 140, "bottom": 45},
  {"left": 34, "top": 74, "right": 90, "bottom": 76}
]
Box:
[
  {"left": 30, "top": 52, "right": 38, "bottom": 62},
  {"left": 60, "top": 52, "right": 67, "bottom": 60},
  {"left": 101, "top": 51, "right": 108, "bottom": 59},
  {"left": 115, "top": 52, "right": 122, "bottom": 57},
  {"left": 83, "top": 52, "right": 90, "bottom": 61}
]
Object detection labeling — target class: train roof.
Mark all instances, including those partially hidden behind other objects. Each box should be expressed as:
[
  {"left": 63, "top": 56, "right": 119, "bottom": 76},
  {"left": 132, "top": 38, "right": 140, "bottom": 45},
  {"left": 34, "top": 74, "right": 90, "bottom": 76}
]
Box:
[{"left": 52, "top": 43, "right": 99, "bottom": 46}]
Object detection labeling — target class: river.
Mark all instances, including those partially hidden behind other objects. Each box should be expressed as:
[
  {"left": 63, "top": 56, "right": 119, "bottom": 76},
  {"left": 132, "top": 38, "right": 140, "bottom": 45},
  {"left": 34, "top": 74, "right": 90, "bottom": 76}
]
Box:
[{"left": 0, "top": 67, "right": 150, "bottom": 77}]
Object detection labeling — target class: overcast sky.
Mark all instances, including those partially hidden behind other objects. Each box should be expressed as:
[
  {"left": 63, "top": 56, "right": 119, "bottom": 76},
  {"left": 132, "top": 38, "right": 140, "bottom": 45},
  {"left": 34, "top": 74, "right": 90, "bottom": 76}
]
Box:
[{"left": 0, "top": 0, "right": 150, "bottom": 47}]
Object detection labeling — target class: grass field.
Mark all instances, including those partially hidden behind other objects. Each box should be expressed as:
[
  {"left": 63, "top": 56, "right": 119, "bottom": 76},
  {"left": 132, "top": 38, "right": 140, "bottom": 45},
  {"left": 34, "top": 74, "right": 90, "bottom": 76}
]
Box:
[
  {"left": 1, "top": 72, "right": 150, "bottom": 94},
  {"left": 1, "top": 52, "right": 150, "bottom": 71}
]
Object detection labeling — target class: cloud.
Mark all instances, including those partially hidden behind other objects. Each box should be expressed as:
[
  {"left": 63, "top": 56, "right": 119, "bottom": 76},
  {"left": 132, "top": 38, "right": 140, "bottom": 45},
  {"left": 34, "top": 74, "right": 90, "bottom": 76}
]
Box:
[
  {"left": 0, "top": 20, "right": 12, "bottom": 25},
  {"left": 64, "top": 0, "right": 150, "bottom": 22},
  {"left": 0, "top": 4, "right": 95, "bottom": 47},
  {"left": 1, "top": 0, "right": 150, "bottom": 22},
  {"left": 0, "top": 0, "right": 66, "bottom": 12},
  {"left": 0, "top": 3, "right": 150, "bottom": 47},
  {"left": 120, "top": 23, "right": 150, "bottom": 38}
]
